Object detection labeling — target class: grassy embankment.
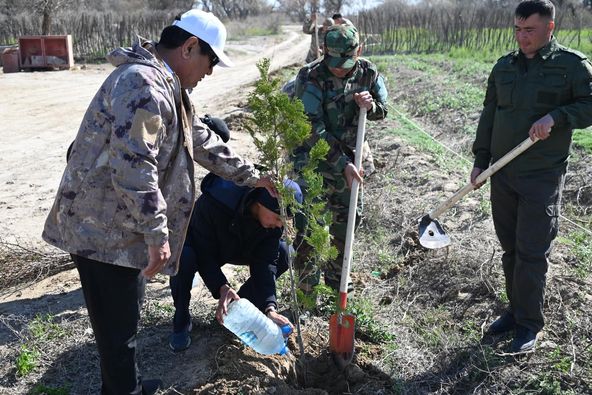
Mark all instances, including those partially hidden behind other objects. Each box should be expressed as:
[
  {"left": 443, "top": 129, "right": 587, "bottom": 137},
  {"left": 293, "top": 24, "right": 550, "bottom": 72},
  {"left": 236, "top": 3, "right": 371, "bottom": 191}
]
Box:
[{"left": 338, "top": 29, "right": 592, "bottom": 392}]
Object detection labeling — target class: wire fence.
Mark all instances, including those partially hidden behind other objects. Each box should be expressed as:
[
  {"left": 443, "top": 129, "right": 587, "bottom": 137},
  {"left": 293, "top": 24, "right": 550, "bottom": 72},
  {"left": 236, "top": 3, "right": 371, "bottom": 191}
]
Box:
[{"left": 355, "top": 3, "right": 592, "bottom": 55}]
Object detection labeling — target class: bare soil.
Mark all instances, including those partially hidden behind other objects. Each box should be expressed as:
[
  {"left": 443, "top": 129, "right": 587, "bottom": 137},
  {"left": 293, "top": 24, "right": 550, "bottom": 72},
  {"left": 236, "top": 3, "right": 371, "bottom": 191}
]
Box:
[{"left": 1, "top": 28, "right": 591, "bottom": 395}]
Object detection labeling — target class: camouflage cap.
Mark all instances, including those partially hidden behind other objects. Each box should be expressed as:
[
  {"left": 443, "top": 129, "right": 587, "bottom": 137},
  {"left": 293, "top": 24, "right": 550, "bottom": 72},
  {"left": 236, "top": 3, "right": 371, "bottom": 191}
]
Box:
[{"left": 323, "top": 24, "right": 359, "bottom": 69}]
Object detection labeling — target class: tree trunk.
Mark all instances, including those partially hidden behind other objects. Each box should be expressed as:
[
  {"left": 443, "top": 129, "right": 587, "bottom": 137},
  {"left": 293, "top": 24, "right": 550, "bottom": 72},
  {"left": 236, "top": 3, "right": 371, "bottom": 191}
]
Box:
[{"left": 42, "top": 10, "right": 51, "bottom": 35}]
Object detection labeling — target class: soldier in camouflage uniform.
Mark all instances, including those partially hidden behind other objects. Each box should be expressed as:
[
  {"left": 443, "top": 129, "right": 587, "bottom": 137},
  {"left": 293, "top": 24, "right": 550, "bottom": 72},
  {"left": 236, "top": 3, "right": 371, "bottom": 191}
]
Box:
[
  {"left": 292, "top": 24, "right": 388, "bottom": 293},
  {"left": 303, "top": 15, "right": 334, "bottom": 64},
  {"left": 472, "top": 0, "right": 592, "bottom": 353},
  {"left": 43, "top": 10, "right": 273, "bottom": 394}
]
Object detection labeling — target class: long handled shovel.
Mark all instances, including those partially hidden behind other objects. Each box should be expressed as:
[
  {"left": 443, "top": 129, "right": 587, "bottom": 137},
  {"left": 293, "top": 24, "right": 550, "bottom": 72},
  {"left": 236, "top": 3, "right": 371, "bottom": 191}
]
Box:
[
  {"left": 419, "top": 135, "right": 539, "bottom": 249},
  {"left": 329, "top": 108, "right": 367, "bottom": 367}
]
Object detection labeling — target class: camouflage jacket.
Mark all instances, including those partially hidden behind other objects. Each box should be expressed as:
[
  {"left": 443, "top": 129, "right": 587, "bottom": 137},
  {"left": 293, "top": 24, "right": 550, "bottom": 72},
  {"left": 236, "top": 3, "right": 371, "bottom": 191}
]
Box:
[
  {"left": 43, "top": 39, "right": 259, "bottom": 275},
  {"left": 292, "top": 58, "right": 388, "bottom": 177}
]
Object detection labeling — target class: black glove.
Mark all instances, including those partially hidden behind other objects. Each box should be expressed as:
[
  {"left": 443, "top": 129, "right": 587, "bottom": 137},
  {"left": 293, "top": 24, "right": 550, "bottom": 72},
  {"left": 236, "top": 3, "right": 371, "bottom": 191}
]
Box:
[{"left": 201, "top": 114, "right": 230, "bottom": 143}]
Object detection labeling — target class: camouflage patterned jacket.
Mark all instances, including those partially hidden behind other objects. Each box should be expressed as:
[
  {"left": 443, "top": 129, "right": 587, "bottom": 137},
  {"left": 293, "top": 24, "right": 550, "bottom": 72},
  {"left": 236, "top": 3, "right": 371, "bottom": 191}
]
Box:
[
  {"left": 42, "top": 39, "right": 259, "bottom": 275},
  {"left": 292, "top": 58, "right": 388, "bottom": 177}
]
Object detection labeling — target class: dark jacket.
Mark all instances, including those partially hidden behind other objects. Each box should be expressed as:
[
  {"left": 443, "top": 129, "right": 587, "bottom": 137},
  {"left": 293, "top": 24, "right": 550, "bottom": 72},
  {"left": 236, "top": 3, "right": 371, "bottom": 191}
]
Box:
[
  {"left": 472, "top": 38, "right": 592, "bottom": 174},
  {"left": 186, "top": 173, "right": 284, "bottom": 310}
]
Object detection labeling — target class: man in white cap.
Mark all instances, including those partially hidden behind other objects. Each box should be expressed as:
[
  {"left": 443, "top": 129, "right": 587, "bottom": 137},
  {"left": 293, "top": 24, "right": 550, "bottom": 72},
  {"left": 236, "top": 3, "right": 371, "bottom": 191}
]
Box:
[{"left": 43, "top": 9, "right": 273, "bottom": 394}]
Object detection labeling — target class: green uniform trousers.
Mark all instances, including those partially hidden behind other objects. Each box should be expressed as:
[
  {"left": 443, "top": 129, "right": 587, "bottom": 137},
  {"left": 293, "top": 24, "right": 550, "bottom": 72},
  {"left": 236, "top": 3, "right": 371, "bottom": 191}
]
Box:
[{"left": 490, "top": 167, "right": 565, "bottom": 333}]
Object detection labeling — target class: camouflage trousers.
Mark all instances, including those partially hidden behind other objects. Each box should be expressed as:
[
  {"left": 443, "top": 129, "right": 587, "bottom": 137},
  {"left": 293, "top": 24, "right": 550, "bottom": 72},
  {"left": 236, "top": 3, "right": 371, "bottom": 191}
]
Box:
[{"left": 294, "top": 172, "right": 363, "bottom": 293}]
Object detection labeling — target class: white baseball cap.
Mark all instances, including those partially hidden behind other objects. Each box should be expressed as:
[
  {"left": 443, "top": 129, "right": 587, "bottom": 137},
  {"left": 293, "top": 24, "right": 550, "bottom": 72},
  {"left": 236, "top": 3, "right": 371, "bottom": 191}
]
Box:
[{"left": 172, "top": 9, "right": 233, "bottom": 68}]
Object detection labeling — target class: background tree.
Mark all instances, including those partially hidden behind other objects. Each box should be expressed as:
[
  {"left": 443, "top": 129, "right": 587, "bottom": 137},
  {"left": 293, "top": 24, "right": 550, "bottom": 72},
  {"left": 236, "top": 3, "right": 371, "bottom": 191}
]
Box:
[{"left": 197, "top": 0, "right": 271, "bottom": 19}]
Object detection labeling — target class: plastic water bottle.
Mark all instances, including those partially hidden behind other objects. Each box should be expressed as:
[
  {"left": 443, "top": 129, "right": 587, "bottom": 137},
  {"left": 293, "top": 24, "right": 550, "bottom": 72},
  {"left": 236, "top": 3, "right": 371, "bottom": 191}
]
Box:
[
  {"left": 222, "top": 298, "right": 291, "bottom": 355},
  {"left": 191, "top": 273, "right": 200, "bottom": 288}
]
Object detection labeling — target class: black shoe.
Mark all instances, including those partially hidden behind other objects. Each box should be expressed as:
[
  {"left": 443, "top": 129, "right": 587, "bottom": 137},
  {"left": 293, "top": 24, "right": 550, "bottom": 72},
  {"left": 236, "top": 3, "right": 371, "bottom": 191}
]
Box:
[
  {"left": 169, "top": 322, "right": 192, "bottom": 352},
  {"left": 486, "top": 312, "right": 516, "bottom": 336},
  {"left": 141, "top": 379, "right": 163, "bottom": 395},
  {"left": 511, "top": 325, "right": 537, "bottom": 353}
]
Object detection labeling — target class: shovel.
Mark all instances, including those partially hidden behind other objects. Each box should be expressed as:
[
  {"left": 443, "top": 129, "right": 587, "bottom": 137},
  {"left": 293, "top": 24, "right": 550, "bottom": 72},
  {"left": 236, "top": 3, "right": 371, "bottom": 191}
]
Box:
[
  {"left": 419, "top": 135, "right": 539, "bottom": 249},
  {"left": 329, "top": 108, "right": 367, "bottom": 367}
]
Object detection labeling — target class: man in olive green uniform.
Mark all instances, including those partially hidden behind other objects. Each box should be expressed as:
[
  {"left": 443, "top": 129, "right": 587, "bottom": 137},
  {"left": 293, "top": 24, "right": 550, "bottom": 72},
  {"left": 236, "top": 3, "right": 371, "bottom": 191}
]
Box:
[
  {"left": 292, "top": 24, "right": 388, "bottom": 293},
  {"left": 471, "top": 0, "right": 592, "bottom": 353}
]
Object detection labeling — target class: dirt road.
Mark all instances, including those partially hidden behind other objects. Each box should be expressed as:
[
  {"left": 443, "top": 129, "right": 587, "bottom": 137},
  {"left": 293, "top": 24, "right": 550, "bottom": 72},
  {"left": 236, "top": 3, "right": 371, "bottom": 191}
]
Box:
[{"left": 0, "top": 26, "right": 307, "bottom": 247}]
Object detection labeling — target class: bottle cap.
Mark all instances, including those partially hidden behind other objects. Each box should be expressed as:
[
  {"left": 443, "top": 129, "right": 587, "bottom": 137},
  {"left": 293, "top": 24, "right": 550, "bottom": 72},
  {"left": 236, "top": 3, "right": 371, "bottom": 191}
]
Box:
[{"left": 281, "top": 324, "right": 293, "bottom": 337}]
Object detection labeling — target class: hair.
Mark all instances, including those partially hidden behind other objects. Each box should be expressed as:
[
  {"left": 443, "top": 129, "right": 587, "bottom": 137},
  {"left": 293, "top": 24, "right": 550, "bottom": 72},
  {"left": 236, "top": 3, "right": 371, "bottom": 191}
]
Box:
[
  {"left": 158, "top": 25, "right": 193, "bottom": 49},
  {"left": 515, "top": 0, "right": 555, "bottom": 20},
  {"left": 158, "top": 24, "right": 213, "bottom": 56},
  {"left": 332, "top": 13, "right": 342, "bottom": 19}
]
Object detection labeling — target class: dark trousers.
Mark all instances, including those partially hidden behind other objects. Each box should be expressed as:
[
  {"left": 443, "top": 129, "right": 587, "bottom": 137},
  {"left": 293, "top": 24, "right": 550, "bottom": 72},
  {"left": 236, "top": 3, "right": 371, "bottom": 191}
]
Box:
[
  {"left": 73, "top": 254, "right": 146, "bottom": 395},
  {"left": 169, "top": 241, "right": 289, "bottom": 333},
  {"left": 490, "top": 167, "right": 565, "bottom": 333}
]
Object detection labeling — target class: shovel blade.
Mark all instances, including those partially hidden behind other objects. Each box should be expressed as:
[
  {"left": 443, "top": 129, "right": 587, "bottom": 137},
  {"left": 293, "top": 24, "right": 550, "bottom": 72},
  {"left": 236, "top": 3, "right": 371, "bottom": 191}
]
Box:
[
  {"left": 418, "top": 215, "right": 451, "bottom": 249},
  {"left": 329, "top": 312, "right": 355, "bottom": 361}
]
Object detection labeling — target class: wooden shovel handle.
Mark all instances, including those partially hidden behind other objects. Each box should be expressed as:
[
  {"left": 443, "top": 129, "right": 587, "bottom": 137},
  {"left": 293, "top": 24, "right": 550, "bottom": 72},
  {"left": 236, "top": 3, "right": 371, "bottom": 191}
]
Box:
[
  {"left": 338, "top": 108, "right": 367, "bottom": 307},
  {"left": 429, "top": 136, "right": 538, "bottom": 220}
]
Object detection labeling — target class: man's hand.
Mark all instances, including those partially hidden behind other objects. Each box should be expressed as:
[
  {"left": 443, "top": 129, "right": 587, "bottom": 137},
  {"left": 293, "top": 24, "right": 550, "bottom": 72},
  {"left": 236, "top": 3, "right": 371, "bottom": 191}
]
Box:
[
  {"left": 353, "top": 91, "right": 374, "bottom": 111},
  {"left": 255, "top": 176, "right": 278, "bottom": 198},
  {"left": 267, "top": 310, "right": 294, "bottom": 333},
  {"left": 344, "top": 162, "right": 364, "bottom": 189},
  {"left": 470, "top": 167, "right": 486, "bottom": 189},
  {"left": 142, "top": 241, "right": 171, "bottom": 279},
  {"left": 216, "top": 284, "right": 240, "bottom": 324},
  {"left": 529, "top": 114, "right": 554, "bottom": 141}
]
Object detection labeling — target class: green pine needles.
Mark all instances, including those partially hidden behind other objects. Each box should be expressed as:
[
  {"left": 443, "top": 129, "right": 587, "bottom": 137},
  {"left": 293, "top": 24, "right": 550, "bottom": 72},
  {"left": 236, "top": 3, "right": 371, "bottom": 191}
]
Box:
[
  {"left": 244, "top": 58, "right": 335, "bottom": 265},
  {"left": 243, "top": 58, "right": 336, "bottom": 355}
]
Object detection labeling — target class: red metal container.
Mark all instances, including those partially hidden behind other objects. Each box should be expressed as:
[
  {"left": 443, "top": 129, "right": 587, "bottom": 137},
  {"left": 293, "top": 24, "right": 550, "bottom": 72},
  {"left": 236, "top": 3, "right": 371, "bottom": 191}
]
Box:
[{"left": 2, "top": 48, "right": 20, "bottom": 73}]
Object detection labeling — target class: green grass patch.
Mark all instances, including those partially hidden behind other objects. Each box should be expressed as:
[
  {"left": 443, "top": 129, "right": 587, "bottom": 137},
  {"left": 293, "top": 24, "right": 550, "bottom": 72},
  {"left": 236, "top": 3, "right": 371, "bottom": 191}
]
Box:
[
  {"left": 142, "top": 300, "right": 175, "bottom": 325},
  {"left": 572, "top": 128, "right": 592, "bottom": 154},
  {"left": 390, "top": 110, "right": 470, "bottom": 171},
  {"left": 557, "top": 231, "right": 592, "bottom": 278},
  {"left": 367, "top": 27, "right": 591, "bottom": 57},
  {"left": 16, "top": 345, "right": 38, "bottom": 376},
  {"left": 556, "top": 28, "right": 592, "bottom": 56},
  {"left": 349, "top": 297, "right": 395, "bottom": 343},
  {"left": 29, "top": 314, "right": 67, "bottom": 341},
  {"left": 242, "top": 27, "right": 278, "bottom": 37},
  {"left": 14, "top": 314, "right": 69, "bottom": 377},
  {"left": 416, "top": 81, "right": 483, "bottom": 115}
]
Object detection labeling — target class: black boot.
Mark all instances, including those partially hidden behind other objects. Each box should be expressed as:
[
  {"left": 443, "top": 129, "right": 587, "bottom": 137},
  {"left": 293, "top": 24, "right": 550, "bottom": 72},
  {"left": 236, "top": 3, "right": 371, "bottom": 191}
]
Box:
[
  {"left": 485, "top": 311, "right": 516, "bottom": 336},
  {"left": 142, "top": 379, "right": 163, "bottom": 395},
  {"left": 511, "top": 325, "right": 537, "bottom": 353}
]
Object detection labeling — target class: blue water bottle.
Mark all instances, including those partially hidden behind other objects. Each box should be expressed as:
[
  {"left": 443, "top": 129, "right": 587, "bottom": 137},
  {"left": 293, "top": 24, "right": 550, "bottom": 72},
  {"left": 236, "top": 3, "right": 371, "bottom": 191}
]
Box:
[{"left": 222, "top": 298, "right": 291, "bottom": 355}]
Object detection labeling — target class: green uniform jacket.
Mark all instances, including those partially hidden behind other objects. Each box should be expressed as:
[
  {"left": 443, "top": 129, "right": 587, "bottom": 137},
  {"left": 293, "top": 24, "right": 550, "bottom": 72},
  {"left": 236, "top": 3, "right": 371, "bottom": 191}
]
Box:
[
  {"left": 293, "top": 58, "right": 388, "bottom": 176},
  {"left": 472, "top": 38, "right": 592, "bottom": 174}
]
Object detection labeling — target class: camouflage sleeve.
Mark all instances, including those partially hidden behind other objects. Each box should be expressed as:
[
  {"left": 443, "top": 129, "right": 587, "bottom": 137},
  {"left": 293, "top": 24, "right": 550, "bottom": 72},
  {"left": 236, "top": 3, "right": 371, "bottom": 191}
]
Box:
[
  {"left": 368, "top": 73, "right": 388, "bottom": 121},
  {"left": 109, "top": 77, "right": 170, "bottom": 247},
  {"left": 549, "top": 59, "right": 592, "bottom": 130},
  {"left": 192, "top": 114, "right": 260, "bottom": 187},
  {"left": 472, "top": 68, "right": 496, "bottom": 170},
  {"left": 298, "top": 80, "right": 351, "bottom": 174}
]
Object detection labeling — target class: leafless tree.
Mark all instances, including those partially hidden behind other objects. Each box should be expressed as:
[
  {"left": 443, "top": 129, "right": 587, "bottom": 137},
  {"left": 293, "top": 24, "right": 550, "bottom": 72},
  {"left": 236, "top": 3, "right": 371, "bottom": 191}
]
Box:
[{"left": 198, "top": 0, "right": 270, "bottom": 19}]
